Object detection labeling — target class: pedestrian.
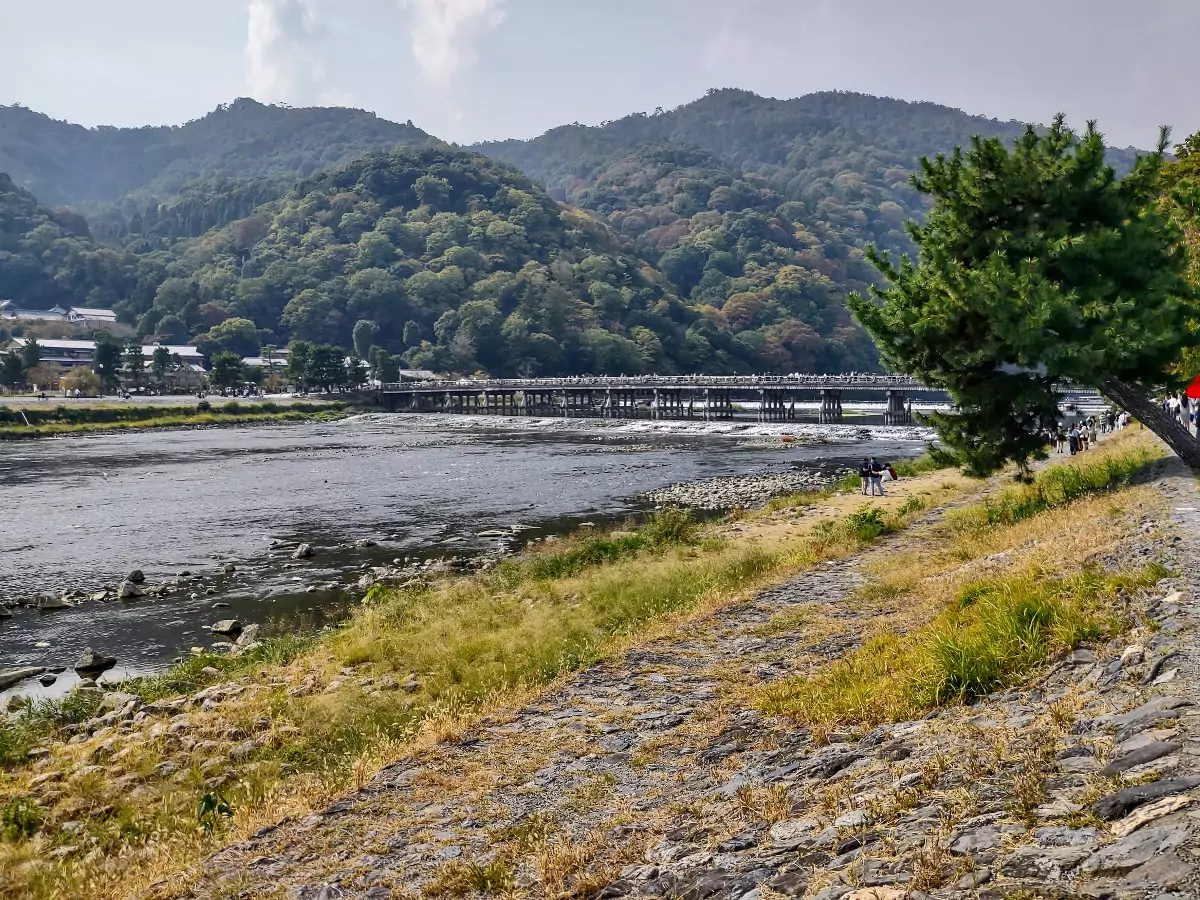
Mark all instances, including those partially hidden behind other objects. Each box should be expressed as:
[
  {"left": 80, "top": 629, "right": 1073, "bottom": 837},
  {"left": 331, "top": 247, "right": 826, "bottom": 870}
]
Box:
[
  {"left": 1068, "top": 424, "right": 1080, "bottom": 455},
  {"left": 869, "top": 456, "right": 886, "bottom": 496},
  {"left": 858, "top": 457, "right": 871, "bottom": 495}
]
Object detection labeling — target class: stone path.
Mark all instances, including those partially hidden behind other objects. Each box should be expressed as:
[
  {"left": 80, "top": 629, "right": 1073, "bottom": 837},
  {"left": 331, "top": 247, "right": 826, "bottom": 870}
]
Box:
[{"left": 185, "top": 459, "right": 1200, "bottom": 900}]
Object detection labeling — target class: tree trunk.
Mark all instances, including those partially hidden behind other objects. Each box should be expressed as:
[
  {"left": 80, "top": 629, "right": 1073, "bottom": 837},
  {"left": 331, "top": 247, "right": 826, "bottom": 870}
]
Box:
[{"left": 1101, "top": 378, "right": 1200, "bottom": 471}]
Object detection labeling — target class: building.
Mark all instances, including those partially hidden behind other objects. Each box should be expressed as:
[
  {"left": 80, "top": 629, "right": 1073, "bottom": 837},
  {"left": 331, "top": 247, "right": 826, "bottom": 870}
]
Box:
[
  {"left": 241, "top": 348, "right": 290, "bottom": 369},
  {"left": 141, "top": 344, "right": 205, "bottom": 369},
  {"left": 0, "top": 301, "right": 68, "bottom": 322},
  {"left": 6, "top": 338, "right": 97, "bottom": 367},
  {"left": 67, "top": 307, "right": 119, "bottom": 327},
  {"left": 6, "top": 338, "right": 207, "bottom": 374}
]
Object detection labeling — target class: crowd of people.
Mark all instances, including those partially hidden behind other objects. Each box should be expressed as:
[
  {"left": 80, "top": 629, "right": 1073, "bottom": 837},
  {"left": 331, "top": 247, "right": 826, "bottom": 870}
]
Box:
[{"left": 1054, "top": 410, "right": 1131, "bottom": 455}]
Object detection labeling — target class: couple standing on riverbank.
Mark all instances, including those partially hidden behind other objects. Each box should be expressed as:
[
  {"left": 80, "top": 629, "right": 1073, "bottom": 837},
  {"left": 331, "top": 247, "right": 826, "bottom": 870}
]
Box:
[{"left": 858, "top": 456, "right": 894, "bottom": 497}]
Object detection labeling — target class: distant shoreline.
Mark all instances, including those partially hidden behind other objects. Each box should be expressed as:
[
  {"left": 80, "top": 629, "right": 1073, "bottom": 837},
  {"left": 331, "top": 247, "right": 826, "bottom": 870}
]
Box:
[{"left": 0, "top": 400, "right": 352, "bottom": 440}]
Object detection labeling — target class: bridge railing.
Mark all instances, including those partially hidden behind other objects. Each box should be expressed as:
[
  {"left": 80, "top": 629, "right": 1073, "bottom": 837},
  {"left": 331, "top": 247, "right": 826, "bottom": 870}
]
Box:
[{"left": 379, "top": 374, "right": 933, "bottom": 391}]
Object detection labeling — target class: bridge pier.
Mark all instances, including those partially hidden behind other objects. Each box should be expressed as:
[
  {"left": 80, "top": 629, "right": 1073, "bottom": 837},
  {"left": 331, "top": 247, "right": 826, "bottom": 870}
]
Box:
[
  {"left": 819, "top": 389, "right": 843, "bottom": 424},
  {"left": 883, "top": 390, "right": 912, "bottom": 426}
]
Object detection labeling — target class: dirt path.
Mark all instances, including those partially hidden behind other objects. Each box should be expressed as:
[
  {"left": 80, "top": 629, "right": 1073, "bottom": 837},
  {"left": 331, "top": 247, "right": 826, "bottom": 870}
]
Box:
[{"left": 181, "top": 452, "right": 1200, "bottom": 900}]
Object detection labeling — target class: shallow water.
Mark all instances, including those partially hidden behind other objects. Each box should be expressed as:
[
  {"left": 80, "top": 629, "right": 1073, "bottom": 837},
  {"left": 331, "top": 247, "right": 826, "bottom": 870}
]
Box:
[{"left": 0, "top": 416, "right": 929, "bottom": 696}]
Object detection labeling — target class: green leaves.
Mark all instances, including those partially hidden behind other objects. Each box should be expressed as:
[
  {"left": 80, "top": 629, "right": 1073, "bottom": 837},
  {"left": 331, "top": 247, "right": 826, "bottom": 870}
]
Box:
[{"left": 851, "top": 116, "right": 1200, "bottom": 474}]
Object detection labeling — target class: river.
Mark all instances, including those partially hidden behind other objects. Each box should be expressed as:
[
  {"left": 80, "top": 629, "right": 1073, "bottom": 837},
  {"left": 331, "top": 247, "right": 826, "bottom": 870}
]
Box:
[{"left": 0, "top": 414, "right": 930, "bottom": 697}]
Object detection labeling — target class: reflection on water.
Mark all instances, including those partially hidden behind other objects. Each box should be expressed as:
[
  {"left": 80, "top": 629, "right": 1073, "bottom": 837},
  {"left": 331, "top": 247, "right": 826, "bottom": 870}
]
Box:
[{"left": 0, "top": 418, "right": 925, "bottom": 693}]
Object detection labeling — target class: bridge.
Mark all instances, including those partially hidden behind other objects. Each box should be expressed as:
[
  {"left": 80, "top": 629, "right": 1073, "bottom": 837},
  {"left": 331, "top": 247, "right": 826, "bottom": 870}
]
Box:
[{"left": 377, "top": 375, "right": 948, "bottom": 424}]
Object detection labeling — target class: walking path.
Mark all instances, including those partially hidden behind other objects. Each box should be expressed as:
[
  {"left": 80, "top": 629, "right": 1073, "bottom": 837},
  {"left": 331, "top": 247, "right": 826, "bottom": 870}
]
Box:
[{"left": 182, "top": 455, "right": 1200, "bottom": 900}]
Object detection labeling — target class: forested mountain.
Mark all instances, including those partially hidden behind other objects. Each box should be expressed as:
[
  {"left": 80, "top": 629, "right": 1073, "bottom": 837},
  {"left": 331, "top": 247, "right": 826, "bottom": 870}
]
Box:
[
  {"left": 477, "top": 90, "right": 1142, "bottom": 371},
  {"left": 0, "top": 98, "right": 442, "bottom": 205},
  {"left": 0, "top": 173, "right": 149, "bottom": 311},
  {"left": 0, "top": 90, "right": 1154, "bottom": 376},
  {"left": 110, "top": 147, "right": 717, "bottom": 376}
]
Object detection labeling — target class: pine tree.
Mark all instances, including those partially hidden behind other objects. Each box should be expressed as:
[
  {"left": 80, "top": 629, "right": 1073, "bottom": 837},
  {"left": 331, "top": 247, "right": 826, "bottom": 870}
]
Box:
[{"left": 849, "top": 116, "right": 1200, "bottom": 474}]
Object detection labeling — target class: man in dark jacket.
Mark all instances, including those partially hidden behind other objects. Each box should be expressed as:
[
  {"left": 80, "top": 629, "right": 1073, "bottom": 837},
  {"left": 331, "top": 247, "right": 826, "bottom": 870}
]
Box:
[
  {"left": 858, "top": 457, "right": 871, "bottom": 495},
  {"left": 869, "top": 457, "right": 886, "bottom": 496}
]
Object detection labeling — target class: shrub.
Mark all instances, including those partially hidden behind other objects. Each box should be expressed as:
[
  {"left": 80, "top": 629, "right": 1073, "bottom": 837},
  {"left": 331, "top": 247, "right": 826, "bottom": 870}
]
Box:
[{"left": 196, "top": 399, "right": 211, "bottom": 412}]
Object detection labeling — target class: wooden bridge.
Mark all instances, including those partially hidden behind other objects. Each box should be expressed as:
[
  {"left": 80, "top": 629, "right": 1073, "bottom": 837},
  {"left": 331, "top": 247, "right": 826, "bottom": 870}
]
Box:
[{"left": 377, "top": 375, "right": 952, "bottom": 424}]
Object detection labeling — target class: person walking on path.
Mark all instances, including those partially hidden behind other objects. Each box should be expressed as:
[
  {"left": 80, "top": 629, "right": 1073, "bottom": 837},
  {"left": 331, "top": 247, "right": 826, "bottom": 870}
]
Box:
[
  {"left": 1068, "top": 424, "right": 1080, "bottom": 455},
  {"left": 869, "top": 457, "right": 886, "bottom": 496},
  {"left": 858, "top": 457, "right": 871, "bottom": 495}
]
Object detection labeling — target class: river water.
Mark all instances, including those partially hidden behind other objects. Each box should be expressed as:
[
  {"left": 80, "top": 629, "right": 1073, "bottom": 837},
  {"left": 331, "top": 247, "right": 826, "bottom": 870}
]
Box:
[{"left": 0, "top": 414, "right": 929, "bottom": 696}]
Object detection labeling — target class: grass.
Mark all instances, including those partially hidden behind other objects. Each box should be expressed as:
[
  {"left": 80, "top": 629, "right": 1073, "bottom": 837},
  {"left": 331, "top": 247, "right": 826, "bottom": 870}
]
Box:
[
  {"left": 949, "top": 446, "right": 1158, "bottom": 531},
  {"left": 0, "top": 401, "right": 348, "bottom": 438},
  {"left": 759, "top": 439, "right": 1169, "bottom": 731},
  {"left": 759, "top": 564, "right": 1163, "bottom": 730}
]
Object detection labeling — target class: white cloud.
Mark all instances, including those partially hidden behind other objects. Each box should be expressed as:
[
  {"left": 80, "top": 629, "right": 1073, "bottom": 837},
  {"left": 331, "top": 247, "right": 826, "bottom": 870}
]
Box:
[
  {"left": 245, "top": 0, "right": 329, "bottom": 105},
  {"left": 402, "top": 0, "right": 505, "bottom": 86}
]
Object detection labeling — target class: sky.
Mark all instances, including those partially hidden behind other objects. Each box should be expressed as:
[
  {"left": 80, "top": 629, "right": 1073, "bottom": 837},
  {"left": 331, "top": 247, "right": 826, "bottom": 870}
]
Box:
[{"left": 1, "top": 0, "right": 1196, "bottom": 148}]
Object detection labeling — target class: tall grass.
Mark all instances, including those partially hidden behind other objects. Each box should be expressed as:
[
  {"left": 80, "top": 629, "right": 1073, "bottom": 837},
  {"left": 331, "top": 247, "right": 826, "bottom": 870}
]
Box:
[
  {"left": 760, "top": 563, "right": 1165, "bottom": 730},
  {"left": 952, "top": 448, "right": 1157, "bottom": 531},
  {"left": 501, "top": 508, "right": 698, "bottom": 582}
]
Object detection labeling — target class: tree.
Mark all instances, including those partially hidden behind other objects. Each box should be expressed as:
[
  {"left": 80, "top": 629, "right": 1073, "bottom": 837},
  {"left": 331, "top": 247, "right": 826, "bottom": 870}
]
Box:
[
  {"left": 309, "top": 344, "right": 346, "bottom": 391},
  {"left": 93, "top": 334, "right": 123, "bottom": 392},
  {"left": 209, "top": 352, "right": 245, "bottom": 391},
  {"left": 849, "top": 117, "right": 1200, "bottom": 474},
  {"left": 151, "top": 345, "right": 172, "bottom": 385},
  {"left": 352, "top": 319, "right": 379, "bottom": 359},
  {"left": 155, "top": 314, "right": 189, "bottom": 344},
  {"left": 63, "top": 368, "right": 101, "bottom": 397},
  {"left": 194, "top": 317, "right": 260, "bottom": 357},
  {"left": 346, "top": 355, "right": 368, "bottom": 389},
  {"left": 287, "top": 340, "right": 313, "bottom": 390},
  {"left": 402, "top": 320, "right": 423, "bottom": 348},
  {"left": 123, "top": 341, "right": 146, "bottom": 387},
  {"left": 370, "top": 347, "right": 400, "bottom": 383},
  {"left": 19, "top": 338, "right": 41, "bottom": 370},
  {"left": 1, "top": 352, "right": 25, "bottom": 390}
]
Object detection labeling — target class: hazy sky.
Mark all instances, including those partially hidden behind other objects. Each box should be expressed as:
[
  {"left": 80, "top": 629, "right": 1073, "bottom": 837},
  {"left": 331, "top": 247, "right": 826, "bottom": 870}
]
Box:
[{"left": 1, "top": 0, "right": 1195, "bottom": 147}]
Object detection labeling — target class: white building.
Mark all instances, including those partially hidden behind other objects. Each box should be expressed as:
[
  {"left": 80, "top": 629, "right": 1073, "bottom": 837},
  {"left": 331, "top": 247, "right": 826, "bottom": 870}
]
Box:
[{"left": 67, "top": 307, "right": 119, "bottom": 326}]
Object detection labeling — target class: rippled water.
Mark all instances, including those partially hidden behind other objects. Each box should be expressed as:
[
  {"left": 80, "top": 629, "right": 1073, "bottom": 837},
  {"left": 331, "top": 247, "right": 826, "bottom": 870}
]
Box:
[{"left": 0, "top": 416, "right": 927, "bottom": 695}]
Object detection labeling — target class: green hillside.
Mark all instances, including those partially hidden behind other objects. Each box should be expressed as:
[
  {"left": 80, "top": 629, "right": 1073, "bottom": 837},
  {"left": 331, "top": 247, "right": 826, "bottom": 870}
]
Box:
[
  {"left": 0, "top": 98, "right": 442, "bottom": 205},
  {"left": 478, "top": 90, "right": 1142, "bottom": 370}
]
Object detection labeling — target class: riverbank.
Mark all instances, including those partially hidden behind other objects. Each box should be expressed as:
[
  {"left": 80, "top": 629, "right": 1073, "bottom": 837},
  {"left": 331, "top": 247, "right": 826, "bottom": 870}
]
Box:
[
  {"left": 0, "top": 400, "right": 352, "bottom": 439},
  {"left": 0, "top": 429, "right": 1181, "bottom": 898}
]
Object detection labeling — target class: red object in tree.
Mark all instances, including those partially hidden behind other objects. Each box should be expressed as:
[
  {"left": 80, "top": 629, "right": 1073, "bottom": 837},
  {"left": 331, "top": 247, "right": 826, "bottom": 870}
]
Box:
[{"left": 1187, "top": 375, "right": 1200, "bottom": 400}]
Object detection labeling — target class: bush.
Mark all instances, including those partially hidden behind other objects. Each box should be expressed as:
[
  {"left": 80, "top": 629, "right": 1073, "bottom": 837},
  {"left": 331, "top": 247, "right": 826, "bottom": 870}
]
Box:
[
  {"left": 641, "top": 505, "right": 696, "bottom": 546},
  {"left": 196, "top": 399, "right": 211, "bottom": 412}
]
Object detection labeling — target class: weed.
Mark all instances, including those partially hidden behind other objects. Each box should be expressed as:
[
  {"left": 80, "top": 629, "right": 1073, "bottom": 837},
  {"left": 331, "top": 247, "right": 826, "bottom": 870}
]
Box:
[
  {"left": 426, "top": 859, "right": 514, "bottom": 897},
  {"left": 1, "top": 798, "right": 43, "bottom": 841},
  {"left": 196, "top": 793, "right": 234, "bottom": 833},
  {"left": 735, "top": 784, "right": 794, "bottom": 824}
]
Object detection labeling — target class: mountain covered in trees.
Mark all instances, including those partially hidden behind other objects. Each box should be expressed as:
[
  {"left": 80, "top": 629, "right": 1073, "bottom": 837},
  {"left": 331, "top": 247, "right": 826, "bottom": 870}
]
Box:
[
  {"left": 0, "top": 90, "right": 1153, "bottom": 376},
  {"left": 0, "top": 98, "right": 442, "bottom": 205}
]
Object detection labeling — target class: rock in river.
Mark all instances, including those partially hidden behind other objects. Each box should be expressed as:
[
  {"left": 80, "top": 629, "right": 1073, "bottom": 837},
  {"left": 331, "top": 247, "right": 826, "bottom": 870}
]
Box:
[
  {"left": 0, "top": 667, "right": 47, "bottom": 690},
  {"left": 127, "top": 569, "right": 145, "bottom": 584},
  {"left": 74, "top": 647, "right": 117, "bottom": 675},
  {"left": 117, "top": 580, "right": 144, "bottom": 600},
  {"left": 36, "top": 596, "right": 73, "bottom": 611},
  {"left": 292, "top": 543, "right": 315, "bottom": 560},
  {"left": 210, "top": 619, "right": 243, "bottom": 638}
]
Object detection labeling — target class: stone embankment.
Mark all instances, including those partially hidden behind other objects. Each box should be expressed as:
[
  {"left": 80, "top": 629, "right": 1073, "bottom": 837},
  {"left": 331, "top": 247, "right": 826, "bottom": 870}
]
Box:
[{"left": 175, "top": 458, "right": 1200, "bottom": 900}]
